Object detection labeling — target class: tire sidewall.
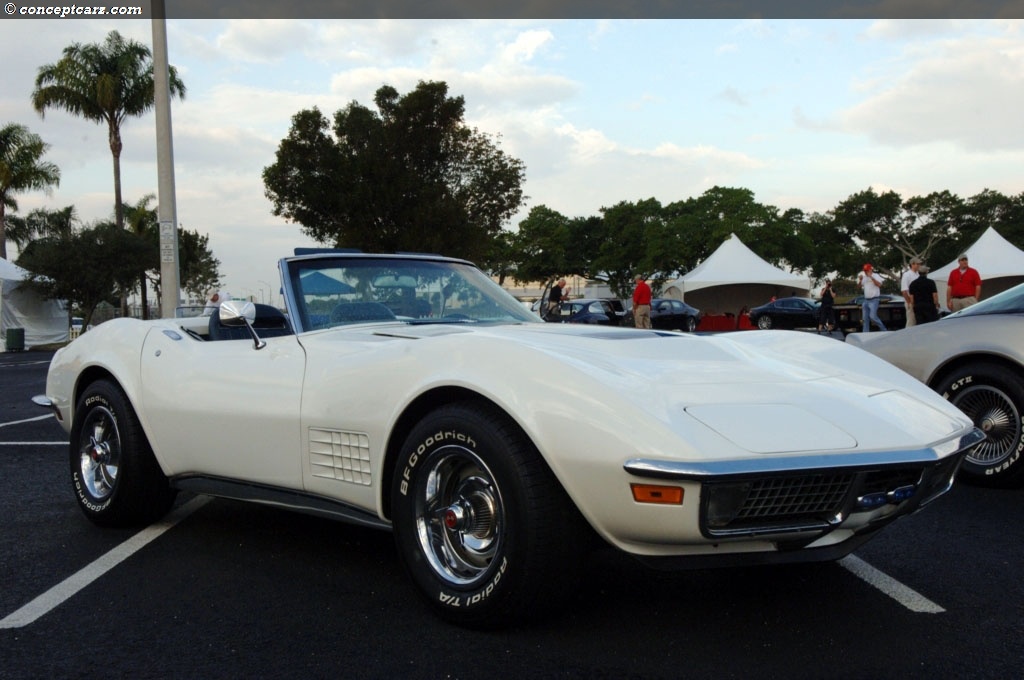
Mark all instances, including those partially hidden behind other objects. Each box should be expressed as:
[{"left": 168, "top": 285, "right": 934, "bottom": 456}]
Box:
[
  {"left": 70, "top": 383, "right": 122, "bottom": 519},
  {"left": 391, "top": 408, "right": 528, "bottom": 623},
  {"left": 939, "top": 364, "right": 1024, "bottom": 484}
]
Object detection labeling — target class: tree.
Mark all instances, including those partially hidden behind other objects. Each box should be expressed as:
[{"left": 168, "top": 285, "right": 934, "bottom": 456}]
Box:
[
  {"left": 122, "top": 194, "right": 159, "bottom": 319},
  {"left": 173, "top": 226, "right": 222, "bottom": 304},
  {"left": 509, "top": 205, "right": 573, "bottom": 285},
  {"left": 0, "top": 123, "right": 61, "bottom": 259},
  {"left": 263, "top": 81, "right": 526, "bottom": 263},
  {"left": 17, "top": 221, "right": 153, "bottom": 328},
  {"left": 592, "top": 198, "right": 667, "bottom": 298},
  {"left": 5, "top": 204, "right": 77, "bottom": 252},
  {"left": 32, "top": 30, "right": 185, "bottom": 230}
]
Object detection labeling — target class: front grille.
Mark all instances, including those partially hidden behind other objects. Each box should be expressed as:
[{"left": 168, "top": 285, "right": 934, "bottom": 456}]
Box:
[
  {"left": 736, "top": 474, "right": 852, "bottom": 522},
  {"left": 701, "top": 464, "right": 937, "bottom": 538}
]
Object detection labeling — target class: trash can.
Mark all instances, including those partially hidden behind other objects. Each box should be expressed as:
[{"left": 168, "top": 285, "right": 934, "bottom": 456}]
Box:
[{"left": 5, "top": 327, "right": 25, "bottom": 352}]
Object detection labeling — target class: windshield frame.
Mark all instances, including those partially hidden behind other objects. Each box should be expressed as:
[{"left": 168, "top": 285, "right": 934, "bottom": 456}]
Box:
[{"left": 279, "top": 253, "right": 540, "bottom": 333}]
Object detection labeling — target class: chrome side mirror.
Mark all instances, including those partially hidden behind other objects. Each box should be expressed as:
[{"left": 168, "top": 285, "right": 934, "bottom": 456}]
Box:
[{"left": 218, "top": 300, "right": 266, "bottom": 349}]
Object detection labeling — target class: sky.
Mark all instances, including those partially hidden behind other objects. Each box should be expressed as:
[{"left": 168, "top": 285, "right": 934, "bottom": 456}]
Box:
[{"left": 2, "top": 17, "right": 1024, "bottom": 307}]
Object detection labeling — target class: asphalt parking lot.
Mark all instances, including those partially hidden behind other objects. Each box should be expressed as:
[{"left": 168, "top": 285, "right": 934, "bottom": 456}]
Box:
[{"left": 1, "top": 348, "right": 1022, "bottom": 679}]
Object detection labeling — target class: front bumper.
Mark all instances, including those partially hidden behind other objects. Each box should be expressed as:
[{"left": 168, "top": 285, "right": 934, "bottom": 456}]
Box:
[{"left": 623, "top": 427, "right": 983, "bottom": 551}]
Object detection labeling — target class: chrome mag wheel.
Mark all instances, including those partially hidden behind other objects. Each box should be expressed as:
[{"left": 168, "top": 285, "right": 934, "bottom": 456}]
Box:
[{"left": 413, "top": 446, "right": 504, "bottom": 586}]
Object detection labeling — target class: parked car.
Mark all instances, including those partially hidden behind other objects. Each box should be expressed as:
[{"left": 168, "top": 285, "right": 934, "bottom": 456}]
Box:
[
  {"left": 833, "top": 295, "right": 907, "bottom": 334},
  {"left": 34, "top": 249, "right": 981, "bottom": 628},
  {"left": 550, "top": 298, "right": 620, "bottom": 325},
  {"left": 847, "top": 283, "right": 1024, "bottom": 488},
  {"left": 649, "top": 298, "right": 701, "bottom": 332},
  {"left": 748, "top": 297, "right": 820, "bottom": 330}
]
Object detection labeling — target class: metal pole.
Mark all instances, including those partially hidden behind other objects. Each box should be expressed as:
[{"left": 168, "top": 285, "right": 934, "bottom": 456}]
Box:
[{"left": 152, "top": 0, "right": 181, "bottom": 318}]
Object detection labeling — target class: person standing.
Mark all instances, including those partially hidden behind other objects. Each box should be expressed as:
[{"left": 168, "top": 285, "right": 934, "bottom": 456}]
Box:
[
  {"left": 203, "top": 290, "right": 231, "bottom": 316},
  {"left": 632, "top": 275, "right": 652, "bottom": 329},
  {"left": 857, "top": 263, "right": 887, "bottom": 332},
  {"left": 909, "top": 265, "right": 940, "bottom": 324},
  {"left": 818, "top": 279, "right": 836, "bottom": 333},
  {"left": 900, "top": 257, "right": 922, "bottom": 327},
  {"left": 946, "top": 254, "right": 982, "bottom": 312},
  {"left": 546, "top": 278, "right": 567, "bottom": 319}
]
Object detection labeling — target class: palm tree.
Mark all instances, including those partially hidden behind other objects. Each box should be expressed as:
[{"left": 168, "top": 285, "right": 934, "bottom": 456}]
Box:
[
  {"left": 5, "top": 205, "right": 78, "bottom": 252},
  {"left": 0, "top": 123, "right": 61, "bottom": 259},
  {"left": 31, "top": 30, "right": 185, "bottom": 231},
  {"left": 123, "top": 193, "right": 158, "bottom": 319}
]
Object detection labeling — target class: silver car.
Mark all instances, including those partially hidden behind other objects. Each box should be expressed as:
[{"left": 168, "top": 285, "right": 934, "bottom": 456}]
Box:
[{"left": 847, "top": 284, "right": 1024, "bottom": 487}]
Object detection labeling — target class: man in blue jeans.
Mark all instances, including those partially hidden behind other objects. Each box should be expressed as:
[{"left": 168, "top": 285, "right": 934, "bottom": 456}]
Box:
[{"left": 857, "top": 263, "right": 887, "bottom": 332}]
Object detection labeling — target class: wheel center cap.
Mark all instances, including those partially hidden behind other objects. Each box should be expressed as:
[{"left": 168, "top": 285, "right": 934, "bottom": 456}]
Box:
[{"left": 444, "top": 505, "right": 465, "bottom": 530}]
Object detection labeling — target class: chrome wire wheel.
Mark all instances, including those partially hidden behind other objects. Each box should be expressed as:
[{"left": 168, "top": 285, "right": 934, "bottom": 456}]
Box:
[
  {"left": 77, "top": 404, "right": 121, "bottom": 501},
  {"left": 414, "top": 446, "right": 503, "bottom": 586},
  {"left": 953, "top": 384, "right": 1022, "bottom": 467}
]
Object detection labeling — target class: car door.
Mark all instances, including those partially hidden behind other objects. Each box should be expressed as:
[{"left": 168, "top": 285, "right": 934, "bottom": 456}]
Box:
[{"left": 139, "top": 328, "right": 306, "bottom": 489}]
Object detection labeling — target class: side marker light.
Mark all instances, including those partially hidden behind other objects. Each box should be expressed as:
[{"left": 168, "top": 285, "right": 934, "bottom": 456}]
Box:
[{"left": 630, "top": 484, "right": 684, "bottom": 505}]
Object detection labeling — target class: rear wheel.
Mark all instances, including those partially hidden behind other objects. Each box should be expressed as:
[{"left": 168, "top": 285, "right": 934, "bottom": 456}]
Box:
[
  {"left": 391, "top": 401, "right": 584, "bottom": 628},
  {"left": 936, "top": 363, "right": 1024, "bottom": 488},
  {"left": 757, "top": 315, "right": 773, "bottom": 330},
  {"left": 70, "top": 380, "right": 177, "bottom": 526}
]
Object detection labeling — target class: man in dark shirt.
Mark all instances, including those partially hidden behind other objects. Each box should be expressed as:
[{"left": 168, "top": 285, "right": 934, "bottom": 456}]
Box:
[{"left": 909, "top": 266, "right": 939, "bottom": 324}]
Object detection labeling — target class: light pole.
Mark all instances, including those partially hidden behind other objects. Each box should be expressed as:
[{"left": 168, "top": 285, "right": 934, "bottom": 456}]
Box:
[{"left": 152, "top": 0, "right": 180, "bottom": 318}]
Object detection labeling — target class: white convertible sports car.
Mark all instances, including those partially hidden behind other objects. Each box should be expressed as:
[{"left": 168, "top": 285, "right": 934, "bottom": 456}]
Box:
[{"left": 36, "top": 250, "right": 983, "bottom": 627}]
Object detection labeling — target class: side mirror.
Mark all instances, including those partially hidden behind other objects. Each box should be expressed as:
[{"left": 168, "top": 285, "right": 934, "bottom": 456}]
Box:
[{"left": 218, "top": 300, "right": 265, "bottom": 349}]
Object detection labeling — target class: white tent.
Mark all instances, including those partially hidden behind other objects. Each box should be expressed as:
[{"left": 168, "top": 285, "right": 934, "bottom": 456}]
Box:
[
  {"left": 931, "top": 227, "right": 1024, "bottom": 307},
  {"left": 1, "top": 257, "right": 69, "bottom": 351},
  {"left": 662, "top": 233, "right": 811, "bottom": 314}
]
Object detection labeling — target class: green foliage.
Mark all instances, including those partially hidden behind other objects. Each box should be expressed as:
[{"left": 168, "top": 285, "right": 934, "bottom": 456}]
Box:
[
  {"left": 17, "top": 221, "right": 153, "bottom": 327},
  {"left": 263, "top": 81, "right": 526, "bottom": 264},
  {"left": 32, "top": 30, "right": 185, "bottom": 230},
  {"left": 175, "top": 227, "right": 223, "bottom": 302},
  {"left": 506, "top": 186, "right": 1024, "bottom": 296},
  {"left": 0, "top": 123, "right": 61, "bottom": 259}
]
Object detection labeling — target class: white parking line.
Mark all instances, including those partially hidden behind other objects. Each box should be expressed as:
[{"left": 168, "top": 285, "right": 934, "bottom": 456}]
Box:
[
  {"left": 0, "top": 495, "right": 210, "bottom": 629},
  {"left": 839, "top": 554, "right": 945, "bottom": 613},
  {"left": 0, "top": 414, "right": 54, "bottom": 428},
  {"left": 0, "top": 442, "right": 66, "bottom": 446}
]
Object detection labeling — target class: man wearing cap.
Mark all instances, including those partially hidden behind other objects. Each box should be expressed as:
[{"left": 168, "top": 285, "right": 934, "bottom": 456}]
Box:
[
  {"left": 857, "top": 263, "right": 887, "bottom": 333},
  {"left": 900, "top": 257, "right": 923, "bottom": 327},
  {"left": 946, "top": 254, "right": 982, "bottom": 312}
]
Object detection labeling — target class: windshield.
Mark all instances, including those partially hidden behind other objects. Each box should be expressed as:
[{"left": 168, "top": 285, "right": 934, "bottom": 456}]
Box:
[
  {"left": 946, "top": 282, "right": 1024, "bottom": 318},
  {"left": 284, "top": 256, "right": 539, "bottom": 331}
]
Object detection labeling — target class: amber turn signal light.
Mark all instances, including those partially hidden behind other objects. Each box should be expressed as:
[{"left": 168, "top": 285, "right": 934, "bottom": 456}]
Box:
[{"left": 630, "top": 484, "right": 683, "bottom": 505}]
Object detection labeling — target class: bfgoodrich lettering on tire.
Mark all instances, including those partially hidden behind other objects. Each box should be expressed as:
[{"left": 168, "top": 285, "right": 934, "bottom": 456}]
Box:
[
  {"left": 937, "top": 362, "right": 1024, "bottom": 488},
  {"left": 391, "top": 401, "right": 584, "bottom": 628},
  {"left": 70, "top": 380, "right": 177, "bottom": 527}
]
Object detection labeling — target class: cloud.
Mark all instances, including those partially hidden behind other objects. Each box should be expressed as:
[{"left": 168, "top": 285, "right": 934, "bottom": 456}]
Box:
[{"left": 839, "top": 34, "right": 1024, "bottom": 150}]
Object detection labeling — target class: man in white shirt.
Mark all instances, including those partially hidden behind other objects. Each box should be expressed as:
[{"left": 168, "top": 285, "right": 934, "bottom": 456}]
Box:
[
  {"left": 857, "top": 263, "right": 887, "bottom": 333},
  {"left": 900, "top": 257, "right": 922, "bottom": 327}
]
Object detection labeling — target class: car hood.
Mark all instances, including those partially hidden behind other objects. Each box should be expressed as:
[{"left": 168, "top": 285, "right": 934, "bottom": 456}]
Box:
[{"left": 366, "top": 322, "right": 971, "bottom": 454}]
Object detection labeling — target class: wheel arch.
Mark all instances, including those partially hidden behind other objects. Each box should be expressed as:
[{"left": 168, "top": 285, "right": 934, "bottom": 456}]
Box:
[
  {"left": 927, "top": 351, "right": 1024, "bottom": 392},
  {"left": 381, "top": 386, "right": 524, "bottom": 521}
]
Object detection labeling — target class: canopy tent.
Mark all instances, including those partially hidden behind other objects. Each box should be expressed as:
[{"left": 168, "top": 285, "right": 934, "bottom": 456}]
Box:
[
  {"left": 931, "top": 227, "right": 1024, "bottom": 307},
  {"left": 1, "top": 257, "right": 69, "bottom": 351},
  {"left": 662, "top": 234, "right": 811, "bottom": 314}
]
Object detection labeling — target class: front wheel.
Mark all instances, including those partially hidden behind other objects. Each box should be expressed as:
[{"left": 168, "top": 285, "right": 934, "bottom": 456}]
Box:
[
  {"left": 391, "top": 402, "right": 584, "bottom": 628},
  {"left": 936, "top": 363, "right": 1024, "bottom": 487},
  {"left": 685, "top": 316, "right": 697, "bottom": 333},
  {"left": 757, "top": 315, "right": 773, "bottom": 330},
  {"left": 70, "top": 380, "right": 177, "bottom": 526}
]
